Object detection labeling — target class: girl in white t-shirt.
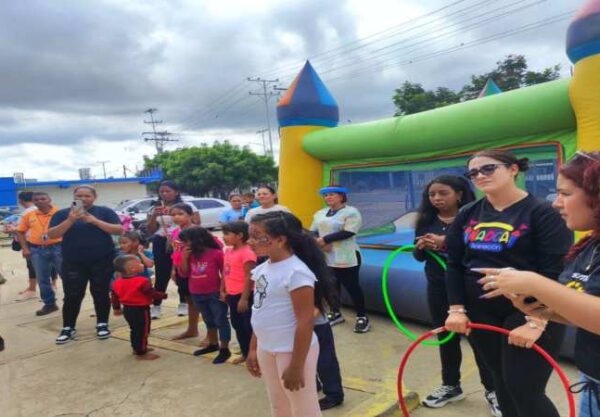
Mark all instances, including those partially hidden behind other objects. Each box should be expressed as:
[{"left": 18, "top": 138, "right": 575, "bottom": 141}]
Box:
[{"left": 246, "top": 211, "right": 336, "bottom": 417}]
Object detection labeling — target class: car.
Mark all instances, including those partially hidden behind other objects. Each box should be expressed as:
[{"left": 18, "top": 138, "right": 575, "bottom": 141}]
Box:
[{"left": 114, "top": 196, "right": 230, "bottom": 230}]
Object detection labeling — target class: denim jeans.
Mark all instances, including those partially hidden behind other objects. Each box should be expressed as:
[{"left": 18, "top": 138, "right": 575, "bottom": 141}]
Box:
[
  {"left": 191, "top": 292, "right": 231, "bottom": 343},
  {"left": 314, "top": 323, "right": 344, "bottom": 401},
  {"left": 30, "top": 244, "right": 62, "bottom": 306},
  {"left": 575, "top": 372, "right": 600, "bottom": 417}
]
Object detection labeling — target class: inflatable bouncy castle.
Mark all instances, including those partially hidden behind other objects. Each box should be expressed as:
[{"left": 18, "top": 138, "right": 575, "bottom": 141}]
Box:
[{"left": 275, "top": 1, "right": 600, "bottom": 357}]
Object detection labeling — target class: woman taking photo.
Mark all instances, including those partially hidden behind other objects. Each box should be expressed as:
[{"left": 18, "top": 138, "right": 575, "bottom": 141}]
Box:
[
  {"left": 413, "top": 176, "right": 499, "bottom": 415},
  {"left": 48, "top": 186, "right": 123, "bottom": 344},
  {"left": 478, "top": 151, "right": 600, "bottom": 417},
  {"left": 244, "top": 185, "right": 290, "bottom": 223},
  {"left": 146, "top": 181, "right": 200, "bottom": 319},
  {"left": 311, "top": 185, "right": 369, "bottom": 333},
  {"left": 444, "top": 150, "right": 572, "bottom": 417}
]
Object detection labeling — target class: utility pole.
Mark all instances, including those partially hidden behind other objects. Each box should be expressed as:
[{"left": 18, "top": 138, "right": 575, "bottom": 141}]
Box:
[
  {"left": 97, "top": 161, "right": 109, "bottom": 179},
  {"left": 142, "top": 108, "right": 178, "bottom": 153},
  {"left": 248, "top": 77, "right": 279, "bottom": 159},
  {"left": 256, "top": 128, "right": 269, "bottom": 156}
]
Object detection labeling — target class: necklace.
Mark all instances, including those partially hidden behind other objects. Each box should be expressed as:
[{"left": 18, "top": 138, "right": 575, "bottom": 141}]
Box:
[
  {"left": 437, "top": 214, "right": 456, "bottom": 224},
  {"left": 585, "top": 244, "right": 599, "bottom": 273}
]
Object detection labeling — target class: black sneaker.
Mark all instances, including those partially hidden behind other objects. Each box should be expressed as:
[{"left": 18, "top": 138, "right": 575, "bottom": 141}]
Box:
[
  {"left": 319, "top": 397, "right": 343, "bottom": 410},
  {"left": 484, "top": 390, "right": 502, "bottom": 417},
  {"left": 327, "top": 311, "right": 345, "bottom": 326},
  {"left": 354, "top": 316, "right": 371, "bottom": 333},
  {"left": 96, "top": 323, "right": 111, "bottom": 340},
  {"left": 0, "top": 335, "right": 4, "bottom": 352},
  {"left": 193, "top": 344, "right": 219, "bottom": 356},
  {"left": 56, "top": 327, "right": 76, "bottom": 344},
  {"left": 36, "top": 304, "right": 59, "bottom": 316},
  {"left": 213, "top": 348, "right": 231, "bottom": 364},
  {"left": 422, "top": 385, "right": 465, "bottom": 408}
]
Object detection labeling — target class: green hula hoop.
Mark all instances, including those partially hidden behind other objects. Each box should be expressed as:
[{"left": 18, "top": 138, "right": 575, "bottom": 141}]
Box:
[{"left": 381, "top": 244, "right": 456, "bottom": 346}]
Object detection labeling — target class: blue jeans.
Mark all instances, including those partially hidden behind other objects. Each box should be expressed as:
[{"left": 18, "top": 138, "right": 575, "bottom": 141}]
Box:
[
  {"left": 30, "top": 244, "right": 61, "bottom": 306},
  {"left": 191, "top": 293, "right": 231, "bottom": 343},
  {"left": 575, "top": 373, "right": 600, "bottom": 417},
  {"left": 314, "top": 323, "right": 344, "bottom": 401}
]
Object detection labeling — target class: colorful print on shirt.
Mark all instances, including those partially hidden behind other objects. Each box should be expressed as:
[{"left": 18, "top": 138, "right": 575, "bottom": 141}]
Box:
[{"left": 463, "top": 221, "right": 528, "bottom": 253}]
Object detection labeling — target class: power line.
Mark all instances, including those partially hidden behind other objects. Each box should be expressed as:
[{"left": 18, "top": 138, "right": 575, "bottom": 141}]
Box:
[
  {"left": 325, "top": 10, "right": 574, "bottom": 85},
  {"left": 142, "top": 108, "right": 178, "bottom": 153},
  {"left": 248, "top": 77, "right": 279, "bottom": 159}
]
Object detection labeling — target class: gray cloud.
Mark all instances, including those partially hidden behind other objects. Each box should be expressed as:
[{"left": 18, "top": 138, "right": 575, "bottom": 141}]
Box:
[{"left": 0, "top": 0, "right": 579, "bottom": 155}]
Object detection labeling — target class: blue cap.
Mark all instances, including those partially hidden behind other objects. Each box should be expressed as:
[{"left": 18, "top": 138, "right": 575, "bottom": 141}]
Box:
[{"left": 319, "top": 186, "right": 348, "bottom": 195}]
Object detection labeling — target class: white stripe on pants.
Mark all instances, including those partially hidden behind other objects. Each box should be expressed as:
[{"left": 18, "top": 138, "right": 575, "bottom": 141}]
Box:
[{"left": 258, "top": 343, "right": 322, "bottom": 417}]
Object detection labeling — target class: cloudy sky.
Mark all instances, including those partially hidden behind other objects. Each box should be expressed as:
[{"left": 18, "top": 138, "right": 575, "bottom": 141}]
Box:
[{"left": 0, "top": 0, "right": 577, "bottom": 180}]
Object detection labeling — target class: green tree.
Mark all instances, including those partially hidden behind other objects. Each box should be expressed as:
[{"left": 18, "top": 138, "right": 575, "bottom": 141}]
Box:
[
  {"left": 460, "top": 54, "right": 561, "bottom": 100},
  {"left": 393, "top": 82, "right": 460, "bottom": 116},
  {"left": 393, "top": 55, "right": 561, "bottom": 114},
  {"left": 143, "top": 141, "right": 277, "bottom": 198}
]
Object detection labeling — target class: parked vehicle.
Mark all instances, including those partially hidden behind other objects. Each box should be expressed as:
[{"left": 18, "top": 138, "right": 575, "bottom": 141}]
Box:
[{"left": 113, "top": 197, "right": 230, "bottom": 230}]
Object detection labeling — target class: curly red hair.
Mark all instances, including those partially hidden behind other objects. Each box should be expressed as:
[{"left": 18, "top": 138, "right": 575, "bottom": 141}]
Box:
[{"left": 560, "top": 152, "right": 600, "bottom": 260}]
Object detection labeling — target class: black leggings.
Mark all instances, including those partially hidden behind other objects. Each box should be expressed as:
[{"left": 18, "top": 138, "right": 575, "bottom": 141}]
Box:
[
  {"left": 331, "top": 252, "right": 366, "bottom": 317},
  {"left": 226, "top": 293, "right": 253, "bottom": 358},
  {"left": 468, "top": 303, "right": 565, "bottom": 417},
  {"left": 61, "top": 255, "right": 114, "bottom": 328},
  {"left": 123, "top": 305, "right": 151, "bottom": 355},
  {"left": 427, "top": 279, "right": 494, "bottom": 389},
  {"left": 152, "top": 235, "right": 185, "bottom": 305}
]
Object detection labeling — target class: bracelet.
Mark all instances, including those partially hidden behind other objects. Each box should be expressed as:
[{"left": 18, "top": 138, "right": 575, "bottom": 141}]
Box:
[
  {"left": 525, "top": 315, "right": 548, "bottom": 331},
  {"left": 448, "top": 308, "right": 467, "bottom": 314}
]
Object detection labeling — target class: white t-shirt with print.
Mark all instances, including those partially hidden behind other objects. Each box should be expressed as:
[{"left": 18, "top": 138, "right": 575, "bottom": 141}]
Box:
[
  {"left": 244, "top": 204, "right": 291, "bottom": 223},
  {"left": 250, "top": 255, "right": 317, "bottom": 352},
  {"left": 151, "top": 202, "right": 199, "bottom": 237},
  {"left": 311, "top": 205, "right": 362, "bottom": 267}
]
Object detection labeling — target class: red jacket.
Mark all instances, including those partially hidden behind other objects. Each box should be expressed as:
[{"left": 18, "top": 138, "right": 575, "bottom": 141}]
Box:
[{"left": 111, "top": 276, "right": 166, "bottom": 308}]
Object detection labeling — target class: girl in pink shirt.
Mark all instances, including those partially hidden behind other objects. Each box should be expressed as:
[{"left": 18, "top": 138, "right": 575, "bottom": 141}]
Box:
[
  {"left": 222, "top": 221, "right": 257, "bottom": 364},
  {"left": 178, "top": 226, "right": 231, "bottom": 364}
]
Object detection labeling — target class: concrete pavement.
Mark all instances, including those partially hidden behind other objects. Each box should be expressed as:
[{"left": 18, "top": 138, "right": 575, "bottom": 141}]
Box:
[{"left": 0, "top": 247, "right": 578, "bottom": 417}]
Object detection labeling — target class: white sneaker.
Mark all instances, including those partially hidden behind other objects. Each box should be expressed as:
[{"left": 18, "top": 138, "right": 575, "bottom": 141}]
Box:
[
  {"left": 484, "top": 391, "right": 502, "bottom": 417},
  {"left": 177, "top": 303, "right": 188, "bottom": 317},
  {"left": 150, "top": 304, "right": 161, "bottom": 319}
]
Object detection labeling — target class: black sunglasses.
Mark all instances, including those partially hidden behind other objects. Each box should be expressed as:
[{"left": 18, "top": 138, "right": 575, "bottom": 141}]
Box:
[{"left": 465, "top": 163, "right": 511, "bottom": 180}]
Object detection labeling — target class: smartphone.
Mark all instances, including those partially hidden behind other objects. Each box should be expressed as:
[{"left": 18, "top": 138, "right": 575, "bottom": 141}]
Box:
[{"left": 72, "top": 200, "right": 84, "bottom": 211}]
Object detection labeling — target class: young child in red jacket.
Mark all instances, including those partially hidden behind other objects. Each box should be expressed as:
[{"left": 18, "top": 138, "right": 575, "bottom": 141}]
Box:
[{"left": 112, "top": 255, "right": 167, "bottom": 360}]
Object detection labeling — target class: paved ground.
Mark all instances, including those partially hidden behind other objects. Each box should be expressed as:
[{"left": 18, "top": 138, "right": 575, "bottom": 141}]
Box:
[{"left": 0, "top": 247, "right": 578, "bottom": 417}]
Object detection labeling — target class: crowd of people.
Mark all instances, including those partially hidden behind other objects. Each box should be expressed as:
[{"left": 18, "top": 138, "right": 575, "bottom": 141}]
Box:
[{"left": 1, "top": 148, "right": 599, "bottom": 417}]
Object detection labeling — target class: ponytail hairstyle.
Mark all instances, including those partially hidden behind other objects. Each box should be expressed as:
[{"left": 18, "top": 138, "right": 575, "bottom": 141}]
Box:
[
  {"left": 178, "top": 226, "right": 221, "bottom": 256},
  {"left": 158, "top": 180, "right": 183, "bottom": 204},
  {"left": 257, "top": 184, "right": 279, "bottom": 204},
  {"left": 415, "top": 175, "right": 476, "bottom": 231},
  {"left": 250, "top": 211, "right": 338, "bottom": 313},
  {"left": 468, "top": 149, "right": 530, "bottom": 180},
  {"left": 560, "top": 151, "right": 600, "bottom": 261}
]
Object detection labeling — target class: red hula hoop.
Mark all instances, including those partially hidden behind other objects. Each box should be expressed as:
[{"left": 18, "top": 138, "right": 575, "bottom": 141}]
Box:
[{"left": 397, "top": 323, "right": 576, "bottom": 417}]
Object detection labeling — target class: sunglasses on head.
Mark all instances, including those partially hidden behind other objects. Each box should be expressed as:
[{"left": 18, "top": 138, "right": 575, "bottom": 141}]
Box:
[{"left": 465, "top": 163, "right": 511, "bottom": 180}]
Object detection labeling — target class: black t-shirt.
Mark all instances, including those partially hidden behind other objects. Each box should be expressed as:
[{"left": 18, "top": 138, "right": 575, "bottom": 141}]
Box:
[
  {"left": 50, "top": 205, "right": 121, "bottom": 263},
  {"left": 558, "top": 240, "right": 600, "bottom": 379},
  {"left": 413, "top": 217, "right": 450, "bottom": 283},
  {"left": 446, "top": 195, "right": 572, "bottom": 307}
]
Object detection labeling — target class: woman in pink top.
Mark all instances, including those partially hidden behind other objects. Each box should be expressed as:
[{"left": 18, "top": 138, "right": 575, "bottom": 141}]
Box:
[{"left": 222, "top": 221, "right": 257, "bottom": 364}]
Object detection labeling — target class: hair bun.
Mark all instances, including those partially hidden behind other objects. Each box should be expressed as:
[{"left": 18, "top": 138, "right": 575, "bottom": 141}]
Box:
[{"left": 517, "top": 157, "right": 530, "bottom": 172}]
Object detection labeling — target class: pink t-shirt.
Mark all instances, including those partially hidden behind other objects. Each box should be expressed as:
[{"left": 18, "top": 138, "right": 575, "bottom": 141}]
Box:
[
  {"left": 170, "top": 228, "right": 185, "bottom": 267},
  {"left": 170, "top": 228, "right": 224, "bottom": 267},
  {"left": 224, "top": 245, "right": 257, "bottom": 295},
  {"left": 185, "top": 249, "right": 224, "bottom": 295}
]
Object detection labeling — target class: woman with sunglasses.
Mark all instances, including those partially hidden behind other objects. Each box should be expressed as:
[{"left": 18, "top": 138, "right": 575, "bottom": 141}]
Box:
[
  {"left": 444, "top": 149, "right": 572, "bottom": 417},
  {"left": 477, "top": 151, "right": 600, "bottom": 417}
]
